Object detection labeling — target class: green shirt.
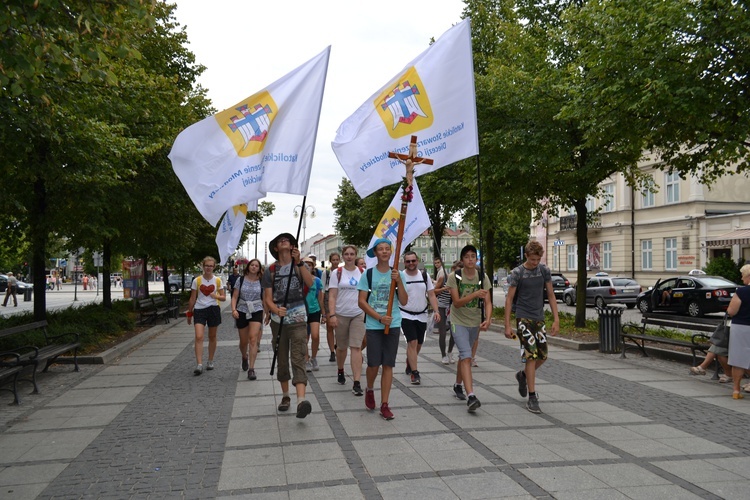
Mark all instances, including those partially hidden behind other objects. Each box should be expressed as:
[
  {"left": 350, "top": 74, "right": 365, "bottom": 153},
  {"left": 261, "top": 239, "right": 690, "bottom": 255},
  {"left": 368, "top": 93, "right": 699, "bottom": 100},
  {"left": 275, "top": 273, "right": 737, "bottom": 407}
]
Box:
[{"left": 447, "top": 270, "right": 491, "bottom": 327}]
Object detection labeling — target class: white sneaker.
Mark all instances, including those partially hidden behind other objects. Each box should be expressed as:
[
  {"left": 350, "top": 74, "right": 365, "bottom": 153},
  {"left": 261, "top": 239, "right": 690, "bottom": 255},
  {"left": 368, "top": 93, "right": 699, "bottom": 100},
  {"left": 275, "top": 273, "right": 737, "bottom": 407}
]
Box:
[
  {"left": 311, "top": 358, "right": 319, "bottom": 371},
  {"left": 448, "top": 353, "right": 455, "bottom": 364},
  {"left": 306, "top": 361, "right": 312, "bottom": 373},
  {"left": 441, "top": 356, "right": 450, "bottom": 365}
]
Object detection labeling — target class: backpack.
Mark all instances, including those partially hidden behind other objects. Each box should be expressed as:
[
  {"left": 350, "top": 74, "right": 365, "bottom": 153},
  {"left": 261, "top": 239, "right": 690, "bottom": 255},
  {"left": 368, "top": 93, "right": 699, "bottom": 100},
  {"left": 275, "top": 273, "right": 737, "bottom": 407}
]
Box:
[
  {"left": 195, "top": 275, "right": 223, "bottom": 305},
  {"left": 334, "top": 265, "right": 365, "bottom": 283},
  {"left": 399, "top": 269, "right": 430, "bottom": 315},
  {"left": 269, "top": 263, "right": 310, "bottom": 297}
]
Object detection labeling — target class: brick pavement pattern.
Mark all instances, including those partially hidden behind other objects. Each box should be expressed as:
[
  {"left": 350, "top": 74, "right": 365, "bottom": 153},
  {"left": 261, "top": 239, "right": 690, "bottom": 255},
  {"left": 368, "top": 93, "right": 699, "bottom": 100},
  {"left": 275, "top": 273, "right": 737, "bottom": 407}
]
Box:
[{"left": 1, "top": 304, "right": 749, "bottom": 499}]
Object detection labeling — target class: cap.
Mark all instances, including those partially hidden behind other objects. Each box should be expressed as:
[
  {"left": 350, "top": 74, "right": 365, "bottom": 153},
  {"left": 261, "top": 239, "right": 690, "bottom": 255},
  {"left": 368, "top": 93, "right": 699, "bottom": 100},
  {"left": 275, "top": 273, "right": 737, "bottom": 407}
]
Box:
[{"left": 366, "top": 238, "right": 392, "bottom": 258}]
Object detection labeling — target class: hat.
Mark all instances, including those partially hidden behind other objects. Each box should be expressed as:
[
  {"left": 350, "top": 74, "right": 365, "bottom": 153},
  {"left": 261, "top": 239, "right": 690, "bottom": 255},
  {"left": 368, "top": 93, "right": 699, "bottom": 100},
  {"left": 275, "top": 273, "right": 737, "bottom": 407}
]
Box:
[
  {"left": 7, "top": 272, "right": 13, "bottom": 276},
  {"left": 307, "top": 254, "right": 317, "bottom": 259},
  {"left": 302, "top": 257, "right": 314, "bottom": 264},
  {"left": 269, "top": 233, "right": 297, "bottom": 260},
  {"left": 366, "top": 238, "right": 392, "bottom": 258}
]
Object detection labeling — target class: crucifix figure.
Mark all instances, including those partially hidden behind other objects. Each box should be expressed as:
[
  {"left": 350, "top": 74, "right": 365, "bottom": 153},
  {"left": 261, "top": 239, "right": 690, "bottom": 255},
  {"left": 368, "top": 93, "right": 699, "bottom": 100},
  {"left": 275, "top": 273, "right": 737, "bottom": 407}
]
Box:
[{"left": 382, "top": 135, "right": 434, "bottom": 335}]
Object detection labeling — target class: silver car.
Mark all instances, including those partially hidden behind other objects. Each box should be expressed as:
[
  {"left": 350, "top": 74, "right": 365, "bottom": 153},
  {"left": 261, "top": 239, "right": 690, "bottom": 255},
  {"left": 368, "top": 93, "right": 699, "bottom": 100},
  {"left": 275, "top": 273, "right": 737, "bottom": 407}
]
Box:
[{"left": 563, "top": 273, "right": 642, "bottom": 309}]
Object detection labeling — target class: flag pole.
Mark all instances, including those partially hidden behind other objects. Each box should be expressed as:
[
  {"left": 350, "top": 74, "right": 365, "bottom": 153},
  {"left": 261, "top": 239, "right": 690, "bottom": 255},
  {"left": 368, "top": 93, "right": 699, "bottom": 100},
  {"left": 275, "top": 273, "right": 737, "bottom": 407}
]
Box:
[
  {"left": 270, "top": 196, "right": 307, "bottom": 375},
  {"left": 475, "top": 155, "right": 487, "bottom": 317},
  {"left": 383, "top": 136, "right": 434, "bottom": 335}
]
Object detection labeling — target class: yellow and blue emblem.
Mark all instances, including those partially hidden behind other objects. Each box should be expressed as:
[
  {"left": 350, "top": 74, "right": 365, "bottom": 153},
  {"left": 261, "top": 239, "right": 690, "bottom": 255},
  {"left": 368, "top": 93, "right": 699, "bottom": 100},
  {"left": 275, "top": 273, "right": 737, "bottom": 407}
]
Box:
[
  {"left": 216, "top": 91, "right": 278, "bottom": 157},
  {"left": 375, "top": 67, "right": 433, "bottom": 139}
]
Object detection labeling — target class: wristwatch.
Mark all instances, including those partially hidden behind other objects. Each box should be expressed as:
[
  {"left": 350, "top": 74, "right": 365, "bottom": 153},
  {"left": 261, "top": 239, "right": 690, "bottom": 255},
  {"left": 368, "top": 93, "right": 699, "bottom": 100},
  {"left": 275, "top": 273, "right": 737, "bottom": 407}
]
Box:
[{"left": 297, "top": 262, "right": 305, "bottom": 267}]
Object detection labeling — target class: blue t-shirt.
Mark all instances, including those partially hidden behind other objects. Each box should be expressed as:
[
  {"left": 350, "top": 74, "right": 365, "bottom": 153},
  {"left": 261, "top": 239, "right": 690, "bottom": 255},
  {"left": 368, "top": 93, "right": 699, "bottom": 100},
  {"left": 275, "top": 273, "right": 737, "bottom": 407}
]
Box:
[
  {"left": 305, "top": 277, "right": 323, "bottom": 314},
  {"left": 357, "top": 268, "right": 406, "bottom": 330}
]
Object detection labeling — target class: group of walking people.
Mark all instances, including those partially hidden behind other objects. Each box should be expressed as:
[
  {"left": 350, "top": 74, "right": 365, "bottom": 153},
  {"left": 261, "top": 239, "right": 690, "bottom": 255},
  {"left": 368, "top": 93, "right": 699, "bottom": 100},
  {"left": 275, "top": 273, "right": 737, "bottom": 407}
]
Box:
[{"left": 185, "top": 233, "right": 561, "bottom": 419}]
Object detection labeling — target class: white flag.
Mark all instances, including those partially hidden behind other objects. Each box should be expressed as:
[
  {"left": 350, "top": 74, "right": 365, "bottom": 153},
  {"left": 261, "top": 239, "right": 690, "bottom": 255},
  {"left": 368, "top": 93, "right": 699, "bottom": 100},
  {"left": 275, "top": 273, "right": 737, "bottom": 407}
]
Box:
[
  {"left": 215, "top": 202, "right": 258, "bottom": 266},
  {"left": 332, "top": 19, "right": 478, "bottom": 198},
  {"left": 365, "top": 178, "right": 431, "bottom": 268},
  {"left": 170, "top": 47, "right": 330, "bottom": 225}
]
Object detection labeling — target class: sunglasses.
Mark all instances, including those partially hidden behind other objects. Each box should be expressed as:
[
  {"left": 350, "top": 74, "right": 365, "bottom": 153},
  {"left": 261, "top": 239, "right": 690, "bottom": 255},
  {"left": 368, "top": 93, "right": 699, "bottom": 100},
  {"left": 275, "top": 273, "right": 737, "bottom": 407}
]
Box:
[{"left": 404, "top": 259, "right": 418, "bottom": 263}]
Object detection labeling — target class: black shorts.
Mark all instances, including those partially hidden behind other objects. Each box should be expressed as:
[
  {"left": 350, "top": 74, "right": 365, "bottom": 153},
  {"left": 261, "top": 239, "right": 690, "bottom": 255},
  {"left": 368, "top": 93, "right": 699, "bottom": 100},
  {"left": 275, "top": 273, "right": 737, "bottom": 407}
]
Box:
[
  {"left": 235, "top": 310, "right": 263, "bottom": 329},
  {"left": 307, "top": 311, "right": 321, "bottom": 324},
  {"left": 193, "top": 305, "right": 221, "bottom": 327},
  {"left": 401, "top": 318, "right": 427, "bottom": 344}
]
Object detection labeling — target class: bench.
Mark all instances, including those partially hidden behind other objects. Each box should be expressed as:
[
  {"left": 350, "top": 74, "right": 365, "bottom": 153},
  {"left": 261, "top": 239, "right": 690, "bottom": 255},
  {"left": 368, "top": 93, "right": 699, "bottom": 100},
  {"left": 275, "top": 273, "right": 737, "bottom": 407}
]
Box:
[
  {"left": 621, "top": 313, "right": 722, "bottom": 367},
  {"left": 154, "top": 295, "right": 178, "bottom": 321},
  {"left": 0, "top": 321, "right": 80, "bottom": 403},
  {"left": 137, "top": 297, "right": 169, "bottom": 325}
]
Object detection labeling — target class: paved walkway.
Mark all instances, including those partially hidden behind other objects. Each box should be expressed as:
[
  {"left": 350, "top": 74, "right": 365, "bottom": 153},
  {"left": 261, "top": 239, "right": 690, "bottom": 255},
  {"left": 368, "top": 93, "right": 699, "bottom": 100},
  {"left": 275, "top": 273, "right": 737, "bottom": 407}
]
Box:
[{"left": 2, "top": 306, "right": 750, "bottom": 499}]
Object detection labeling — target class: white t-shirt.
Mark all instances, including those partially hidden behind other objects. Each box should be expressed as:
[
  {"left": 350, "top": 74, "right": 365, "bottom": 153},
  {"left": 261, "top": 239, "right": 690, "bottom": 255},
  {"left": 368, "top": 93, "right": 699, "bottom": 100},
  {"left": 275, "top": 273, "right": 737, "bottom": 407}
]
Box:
[
  {"left": 400, "top": 270, "right": 434, "bottom": 322},
  {"left": 328, "top": 266, "right": 363, "bottom": 318},
  {"left": 191, "top": 275, "right": 224, "bottom": 310}
]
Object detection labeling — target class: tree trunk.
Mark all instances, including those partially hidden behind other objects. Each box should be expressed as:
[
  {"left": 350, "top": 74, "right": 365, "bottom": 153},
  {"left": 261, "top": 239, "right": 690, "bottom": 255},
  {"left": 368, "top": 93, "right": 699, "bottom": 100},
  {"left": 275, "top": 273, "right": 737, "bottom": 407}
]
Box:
[
  {"left": 575, "top": 199, "right": 589, "bottom": 328},
  {"left": 102, "top": 240, "right": 112, "bottom": 309},
  {"left": 31, "top": 177, "right": 48, "bottom": 322}
]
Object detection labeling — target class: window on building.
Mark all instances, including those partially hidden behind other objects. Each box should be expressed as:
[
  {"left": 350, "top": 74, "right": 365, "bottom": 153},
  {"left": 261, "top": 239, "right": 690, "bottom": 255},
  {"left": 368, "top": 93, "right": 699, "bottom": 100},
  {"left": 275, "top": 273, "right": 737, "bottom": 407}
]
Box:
[
  {"left": 553, "top": 246, "right": 559, "bottom": 270},
  {"left": 603, "top": 242, "right": 612, "bottom": 270},
  {"left": 586, "top": 196, "right": 596, "bottom": 213},
  {"left": 665, "top": 237, "right": 677, "bottom": 270},
  {"left": 641, "top": 240, "right": 652, "bottom": 270},
  {"left": 642, "top": 179, "right": 655, "bottom": 208},
  {"left": 665, "top": 172, "right": 680, "bottom": 204},
  {"left": 602, "top": 184, "right": 615, "bottom": 212},
  {"left": 567, "top": 244, "right": 578, "bottom": 270}
]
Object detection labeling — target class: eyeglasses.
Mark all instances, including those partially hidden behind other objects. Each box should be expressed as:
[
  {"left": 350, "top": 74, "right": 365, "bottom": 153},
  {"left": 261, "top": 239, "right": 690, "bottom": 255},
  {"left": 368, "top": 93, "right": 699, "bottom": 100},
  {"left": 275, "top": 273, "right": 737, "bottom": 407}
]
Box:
[
  {"left": 404, "top": 259, "right": 418, "bottom": 263},
  {"left": 203, "top": 264, "right": 215, "bottom": 267},
  {"left": 277, "top": 237, "right": 290, "bottom": 243}
]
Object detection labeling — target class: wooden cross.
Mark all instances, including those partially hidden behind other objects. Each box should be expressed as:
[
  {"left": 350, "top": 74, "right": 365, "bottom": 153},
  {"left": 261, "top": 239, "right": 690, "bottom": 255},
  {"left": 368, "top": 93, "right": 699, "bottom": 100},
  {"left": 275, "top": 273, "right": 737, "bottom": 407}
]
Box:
[{"left": 382, "top": 135, "right": 433, "bottom": 334}]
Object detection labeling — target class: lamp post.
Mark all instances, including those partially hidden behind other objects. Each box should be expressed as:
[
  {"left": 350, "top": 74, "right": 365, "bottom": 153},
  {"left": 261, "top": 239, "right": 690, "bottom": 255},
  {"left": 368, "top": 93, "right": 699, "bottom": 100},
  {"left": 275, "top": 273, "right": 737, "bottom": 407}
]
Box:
[{"left": 293, "top": 205, "right": 316, "bottom": 251}]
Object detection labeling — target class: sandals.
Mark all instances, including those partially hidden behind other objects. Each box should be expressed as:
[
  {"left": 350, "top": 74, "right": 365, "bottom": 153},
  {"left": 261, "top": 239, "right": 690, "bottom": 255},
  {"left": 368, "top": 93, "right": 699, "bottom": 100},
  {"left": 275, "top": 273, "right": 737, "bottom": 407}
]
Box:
[
  {"left": 689, "top": 366, "right": 706, "bottom": 375},
  {"left": 733, "top": 392, "right": 744, "bottom": 400},
  {"left": 743, "top": 383, "right": 750, "bottom": 393},
  {"left": 719, "top": 374, "right": 732, "bottom": 383}
]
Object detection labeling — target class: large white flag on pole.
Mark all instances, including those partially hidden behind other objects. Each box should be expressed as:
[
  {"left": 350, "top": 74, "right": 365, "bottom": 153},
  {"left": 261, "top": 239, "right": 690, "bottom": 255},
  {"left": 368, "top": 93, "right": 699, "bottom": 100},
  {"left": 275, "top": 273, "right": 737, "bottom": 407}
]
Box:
[
  {"left": 170, "top": 47, "right": 330, "bottom": 225},
  {"left": 365, "top": 178, "right": 431, "bottom": 268},
  {"left": 215, "top": 200, "right": 258, "bottom": 266},
  {"left": 332, "top": 19, "right": 478, "bottom": 198}
]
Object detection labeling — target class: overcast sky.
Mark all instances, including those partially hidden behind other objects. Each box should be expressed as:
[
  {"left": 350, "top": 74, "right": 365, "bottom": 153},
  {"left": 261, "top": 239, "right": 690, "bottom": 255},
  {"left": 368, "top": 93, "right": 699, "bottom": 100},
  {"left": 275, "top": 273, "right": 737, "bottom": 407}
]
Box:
[{"left": 172, "top": 0, "right": 466, "bottom": 264}]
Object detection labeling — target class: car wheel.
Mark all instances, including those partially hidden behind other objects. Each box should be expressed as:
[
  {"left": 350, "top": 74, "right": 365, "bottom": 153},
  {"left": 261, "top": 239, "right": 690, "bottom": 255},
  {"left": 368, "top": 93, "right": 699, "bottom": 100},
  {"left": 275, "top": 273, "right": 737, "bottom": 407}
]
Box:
[
  {"left": 638, "top": 298, "right": 651, "bottom": 314},
  {"left": 687, "top": 301, "right": 703, "bottom": 317},
  {"left": 626, "top": 303, "right": 636, "bottom": 309},
  {"left": 169, "top": 284, "right": 179, "bottom": 292},
  {"left": 564, "top": 294, "right": 574, "bottom": 306},
  {"left": 595, "top": 296, "right": 606, "bottom": 309}
]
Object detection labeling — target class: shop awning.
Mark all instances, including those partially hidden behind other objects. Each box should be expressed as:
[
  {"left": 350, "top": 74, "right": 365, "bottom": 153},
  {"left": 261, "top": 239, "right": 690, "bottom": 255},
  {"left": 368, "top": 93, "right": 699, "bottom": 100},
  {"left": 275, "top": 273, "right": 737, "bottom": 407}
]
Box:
[{"left": 705, "top": 228, "right": 750, "bottom": 247}]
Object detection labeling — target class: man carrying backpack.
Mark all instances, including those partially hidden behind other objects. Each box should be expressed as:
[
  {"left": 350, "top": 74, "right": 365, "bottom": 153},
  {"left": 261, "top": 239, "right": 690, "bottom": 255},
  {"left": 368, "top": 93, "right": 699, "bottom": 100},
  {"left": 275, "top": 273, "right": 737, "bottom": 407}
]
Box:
[
  {"left": 400, "top": 251, "right": 440, "bottom": 385},
  {"left": 504, "top": 240, "right": 559, "bottom": 414}
]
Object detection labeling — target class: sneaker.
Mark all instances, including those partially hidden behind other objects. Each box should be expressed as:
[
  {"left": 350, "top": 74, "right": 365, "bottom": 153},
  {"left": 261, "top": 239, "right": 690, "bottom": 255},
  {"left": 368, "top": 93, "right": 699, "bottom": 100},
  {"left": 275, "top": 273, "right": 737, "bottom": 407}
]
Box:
[
  {"left": 515, "top": 370, "right": 528, "bottom": 398},
  {"left": 337, "top": 370, "right": 346, "bottom": 385},
  {"left": 689, "top": 366, "right": 706, "bottom": 375},
  {"left": 306, "top": 361, "right": 313, "bottom": 373},
  {"left": 410, "top": 371, "right": 421, "bottom": 385},
  {"left": 526, "top": 396, "right": 541, "bottom": 414},
  {"left": 296, "top": 400, "right": 312, "bottom": 419},
  {"left": 247, "top": 368, "right": 256, "bottom": 380},
  {"left": 329, "top": 351, "right": 336, "bottom": 362},
  {"left": 193, "top": 364, "right": 203, "bottom": 376},
  {"left": 311, "top": 358, "right": 319, "bottom": 371},
  {"left": 206, "top": 360, "right": 215, "bottom": 370},
  {"left": 365, "top": 389, "right": 376, "bottom": 410},
  {"left": 405, "top": 361, "right": 412, "bottom": 375},
  {"left": 380, "top": 402, "right": 394, "bottom": 420},
  {"left": 241, "top": 358, "right": 249, "bottom": 371},
  {"left": 471, "top": 358, "right": 478, "bottom": 367},
  {"left": 441, "top": 355, "right": 450, "bottom": 365},
  {"left": 448, "top": 353, "right": 455, "bottom": 364},
  {"left": 467, "top": 395, "right": 481, "bottom": 413},
  {"left": 278, "top": 395, "right": 291, "bottom": 412},
  {"left": 453, "top": 384, "right": 467, "bottom": 400},
  {"left": 352, "top": 381, "right": 363, "bottom": 396}
]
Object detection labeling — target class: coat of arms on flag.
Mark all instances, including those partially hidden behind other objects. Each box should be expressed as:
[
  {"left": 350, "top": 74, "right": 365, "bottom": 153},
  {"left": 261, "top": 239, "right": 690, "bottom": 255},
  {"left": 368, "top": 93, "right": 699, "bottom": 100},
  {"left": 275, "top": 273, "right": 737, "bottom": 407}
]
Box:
[
  {"left": 375, "top": 68, "right": 433, "bottom": 138},
  {"left": 217, "top": 91, "right": 276, "bottom": 156}
]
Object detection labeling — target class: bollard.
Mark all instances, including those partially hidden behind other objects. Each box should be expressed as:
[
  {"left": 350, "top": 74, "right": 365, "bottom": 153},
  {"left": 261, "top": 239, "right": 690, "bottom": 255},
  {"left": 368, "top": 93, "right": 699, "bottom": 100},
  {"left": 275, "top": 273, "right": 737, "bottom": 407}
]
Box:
[{"left": 596, "top": 305, "right": 624, "bottom": 353}]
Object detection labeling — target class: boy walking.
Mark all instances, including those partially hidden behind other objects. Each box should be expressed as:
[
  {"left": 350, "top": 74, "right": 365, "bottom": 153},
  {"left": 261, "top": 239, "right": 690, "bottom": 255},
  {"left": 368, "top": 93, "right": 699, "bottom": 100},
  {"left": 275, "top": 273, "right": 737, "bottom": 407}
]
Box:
[{"left": 504, "top": 241, "right": 559, "bottom": 414}]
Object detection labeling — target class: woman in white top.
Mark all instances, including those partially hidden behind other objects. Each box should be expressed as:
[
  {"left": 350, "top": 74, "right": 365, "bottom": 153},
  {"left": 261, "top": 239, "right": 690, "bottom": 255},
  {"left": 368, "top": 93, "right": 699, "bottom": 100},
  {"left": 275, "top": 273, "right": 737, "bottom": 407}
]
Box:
[
  {"left": 231, "top": 259, "right": 267, "bottom": 380},
  {"left": 187, "top": 256, "right": 226, "bottom": 375},
  {"left": 328, "top": 245, "right": 366, "bottom": 395}
]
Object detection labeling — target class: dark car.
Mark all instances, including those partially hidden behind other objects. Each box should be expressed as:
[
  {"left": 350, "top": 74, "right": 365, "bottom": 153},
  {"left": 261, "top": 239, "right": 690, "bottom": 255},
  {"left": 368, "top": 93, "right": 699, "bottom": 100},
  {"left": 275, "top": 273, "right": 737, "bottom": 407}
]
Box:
[
  {"left": 636, "top": 275, "right": 737, "bottom": 317},
  {"left": 167, "top": 274, "right": 193, "bottom": 292},
  {"left": 0, "top": 274, "right": 34, "bottom": 293},
  {"left": 563, "top": 273, "right": 642, "bottom": 309},
  {"left": 546, "top": 273, "right": 570, "bottom": 302}
]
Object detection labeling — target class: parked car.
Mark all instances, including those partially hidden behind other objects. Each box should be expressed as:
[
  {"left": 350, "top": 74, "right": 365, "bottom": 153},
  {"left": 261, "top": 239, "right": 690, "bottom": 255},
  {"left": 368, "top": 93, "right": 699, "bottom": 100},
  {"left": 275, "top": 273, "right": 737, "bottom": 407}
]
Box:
[
  {"left": 547, "top": 272, "right": 570, "bottom": 302},
  {"left": 0, "top": 274, "right": 34, "bottom": 294},
  {"left": 562, "top": 272, "right": 641, "bottom": 309},
  {"left": 636, "top": 275, "right": 737, "bottom": 317},
  {"left": 167, "top": 274, "right": 193, "bottom": 292}
]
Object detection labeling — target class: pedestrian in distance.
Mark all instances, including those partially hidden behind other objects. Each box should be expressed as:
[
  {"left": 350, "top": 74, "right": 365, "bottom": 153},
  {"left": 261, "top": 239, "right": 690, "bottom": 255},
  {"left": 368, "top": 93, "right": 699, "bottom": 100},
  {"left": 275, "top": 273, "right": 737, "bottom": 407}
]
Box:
[
  {"left": 433, "top": 256, "right": 455, "bottom": 364},
  {"left": 187, "top": 256, "right": 227, "bottom": 375},
  {"left": 504, "top": 240, "right": 559, "bottom": 414},
  {"left": 726, "top": 263, "right": 750, "bottom": 399},
  {"left": 263, "top": 232, "right": 314, "bottom": 419},
  {"left": 357, "top": 238, "right": 408, "bottom": 420},
  {"left": 2, "top": 272, "right": 18, "bottom": 307},
  {"left": 303, "top": 257, "right": 325, "bottom": 372},
  {"left": 324, "top": 252, "right": 341, "bottom": 363},
  {"left": 231, "top": 258, "right": 267, "bottom": 380},
  {"left": 328, "top": 245, "right": 366, "bottom": 395},
  {"left": 400, "top": 251, "right": 440, "bottom": 385},
  {"left": 227, "top": 266, "right": 240, "bottom": 297},
  {"left": 447, "top": 245, "right": 492, "bottom": 413}
]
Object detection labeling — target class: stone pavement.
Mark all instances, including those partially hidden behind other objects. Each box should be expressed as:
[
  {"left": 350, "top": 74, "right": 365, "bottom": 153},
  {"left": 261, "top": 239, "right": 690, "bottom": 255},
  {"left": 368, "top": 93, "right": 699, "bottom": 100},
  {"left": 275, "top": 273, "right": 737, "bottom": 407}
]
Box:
[{"left": 2, "top": 306, "right": 750, "bottom": 499}]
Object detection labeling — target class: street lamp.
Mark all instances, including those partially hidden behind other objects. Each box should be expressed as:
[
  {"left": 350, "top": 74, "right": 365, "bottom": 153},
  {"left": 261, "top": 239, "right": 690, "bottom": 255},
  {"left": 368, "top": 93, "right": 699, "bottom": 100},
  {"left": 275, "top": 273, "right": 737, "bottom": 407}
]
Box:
[{"left": 293, "top": 205, "right": 316, "bottom": 249}]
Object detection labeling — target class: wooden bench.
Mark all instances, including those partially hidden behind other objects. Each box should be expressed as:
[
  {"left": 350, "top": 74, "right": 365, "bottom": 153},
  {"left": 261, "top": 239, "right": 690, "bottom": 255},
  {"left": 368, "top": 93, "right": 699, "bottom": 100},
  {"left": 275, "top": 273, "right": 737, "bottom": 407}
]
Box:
[
  {"left": 0, "top": 321, "right": 80, "bottom": 403},
  {"left": 137, "top": 297, "right": 169, "bottom": 325},
  {"left": 621, "top": 313, "right": 722, "bottom": 367},
  {"left": 153, "top": 296, "right": 176, "bottom": 322}
]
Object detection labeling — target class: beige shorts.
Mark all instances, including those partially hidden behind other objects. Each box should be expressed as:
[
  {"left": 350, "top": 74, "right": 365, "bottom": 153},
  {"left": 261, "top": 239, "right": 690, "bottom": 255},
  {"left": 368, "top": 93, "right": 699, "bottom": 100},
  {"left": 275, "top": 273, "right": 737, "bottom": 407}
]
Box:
[{"left": 335, "top": 313, "right": 366, "bottom": 349}]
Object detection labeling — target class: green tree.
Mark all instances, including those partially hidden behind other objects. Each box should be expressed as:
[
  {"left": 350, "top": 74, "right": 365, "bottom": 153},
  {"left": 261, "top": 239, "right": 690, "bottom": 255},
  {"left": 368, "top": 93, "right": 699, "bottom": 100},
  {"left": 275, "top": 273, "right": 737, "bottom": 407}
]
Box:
[{"left": 333, "top": 178, "right": 393, "bottom": 247}]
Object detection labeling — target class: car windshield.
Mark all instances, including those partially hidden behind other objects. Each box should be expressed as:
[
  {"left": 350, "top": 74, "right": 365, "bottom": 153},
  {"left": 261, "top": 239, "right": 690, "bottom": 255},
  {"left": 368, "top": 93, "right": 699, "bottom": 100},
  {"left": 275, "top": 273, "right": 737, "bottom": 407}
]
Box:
[
  {"left": 699, "top": 277, "right": 737, "bottom": 287},
  {"left": 612, "top": 278, "right": 638, "bottom": 286}
]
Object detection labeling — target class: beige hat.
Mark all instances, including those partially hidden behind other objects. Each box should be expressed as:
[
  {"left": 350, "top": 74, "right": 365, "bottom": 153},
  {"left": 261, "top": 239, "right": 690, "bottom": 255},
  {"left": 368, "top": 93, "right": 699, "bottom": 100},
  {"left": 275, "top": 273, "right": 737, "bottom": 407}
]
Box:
[{"left": 7, "top": 272, "right": 13, "bottom": 276}]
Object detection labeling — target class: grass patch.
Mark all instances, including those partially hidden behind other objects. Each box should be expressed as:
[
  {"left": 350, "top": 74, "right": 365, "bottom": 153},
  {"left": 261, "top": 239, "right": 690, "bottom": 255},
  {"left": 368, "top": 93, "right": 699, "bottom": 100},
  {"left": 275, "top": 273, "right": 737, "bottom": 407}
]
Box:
[{"left": 492, "top": 306, "right": 599, "bottom": 333}]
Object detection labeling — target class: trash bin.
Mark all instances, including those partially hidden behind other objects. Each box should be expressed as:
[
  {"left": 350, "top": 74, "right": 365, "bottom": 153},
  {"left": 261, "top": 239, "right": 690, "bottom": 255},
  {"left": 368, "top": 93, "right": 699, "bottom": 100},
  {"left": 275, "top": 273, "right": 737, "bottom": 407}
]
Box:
[
  {"left": 596, "top": 305, "right": 624, "bottom": 353},
  {"left": 168, "top": 293, "right": 181, "bottom": 319},
  {"left": 23, "top": 287, "right": 33, "bottom": 302}
]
